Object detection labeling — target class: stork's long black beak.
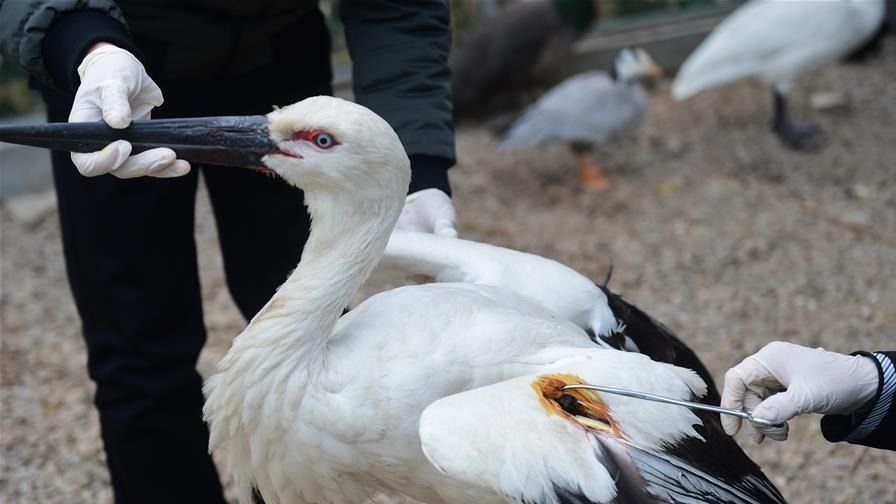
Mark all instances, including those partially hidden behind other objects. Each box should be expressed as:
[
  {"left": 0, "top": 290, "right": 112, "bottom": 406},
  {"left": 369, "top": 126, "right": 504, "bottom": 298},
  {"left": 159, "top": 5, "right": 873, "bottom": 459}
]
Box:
[{"left": 0, "top": 116, "right": 276, "bottom": 168}]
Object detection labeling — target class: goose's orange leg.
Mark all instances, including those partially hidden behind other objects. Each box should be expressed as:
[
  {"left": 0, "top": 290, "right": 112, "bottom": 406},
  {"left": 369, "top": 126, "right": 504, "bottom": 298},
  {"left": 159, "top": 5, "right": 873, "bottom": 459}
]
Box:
[{"left": 574, "top": 151, "right": 610, "bottom": 192}]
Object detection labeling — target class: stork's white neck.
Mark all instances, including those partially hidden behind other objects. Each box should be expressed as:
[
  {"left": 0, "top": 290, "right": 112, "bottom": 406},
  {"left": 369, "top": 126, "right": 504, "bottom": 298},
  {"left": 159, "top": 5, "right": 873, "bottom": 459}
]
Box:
[{"left": 230, "top": 188, "right": 402, "bottom": 373}]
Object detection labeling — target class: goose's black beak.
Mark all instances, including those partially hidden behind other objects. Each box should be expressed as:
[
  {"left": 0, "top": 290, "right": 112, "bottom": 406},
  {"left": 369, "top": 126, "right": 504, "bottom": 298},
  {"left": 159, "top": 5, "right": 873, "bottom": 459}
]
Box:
[{"left": 0, "top": 116, "right": 276, "bottom": 168}]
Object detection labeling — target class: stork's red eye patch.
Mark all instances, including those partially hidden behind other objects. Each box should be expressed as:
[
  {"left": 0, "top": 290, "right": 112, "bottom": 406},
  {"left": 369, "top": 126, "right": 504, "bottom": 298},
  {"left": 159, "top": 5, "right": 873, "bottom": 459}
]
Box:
[{"left": 291, "top": 130, "right": 339, "bottom": 149}]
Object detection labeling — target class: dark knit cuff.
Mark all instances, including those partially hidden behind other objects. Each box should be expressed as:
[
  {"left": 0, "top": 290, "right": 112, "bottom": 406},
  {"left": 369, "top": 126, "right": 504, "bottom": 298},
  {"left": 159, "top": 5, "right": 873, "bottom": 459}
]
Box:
[
  {"left": 408, "top": 154, "right": 452, "bottom": 196},
  {"left": 42, "top": 10, "right": 143, "bottom": 94}
]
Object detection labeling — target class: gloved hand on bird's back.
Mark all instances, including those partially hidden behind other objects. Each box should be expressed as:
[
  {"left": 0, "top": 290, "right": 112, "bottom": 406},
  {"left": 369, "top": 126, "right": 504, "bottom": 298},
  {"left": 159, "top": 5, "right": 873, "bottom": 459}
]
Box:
[{"left": 396, "top": 188, "right": 458, "bottom": 238}]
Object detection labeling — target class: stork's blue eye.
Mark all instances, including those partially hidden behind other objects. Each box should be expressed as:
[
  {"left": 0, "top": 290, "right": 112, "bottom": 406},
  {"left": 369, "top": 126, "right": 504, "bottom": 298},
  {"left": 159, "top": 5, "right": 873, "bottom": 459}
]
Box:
[{"left": 313, "top": 133, "right": 335, "bottom": 149}]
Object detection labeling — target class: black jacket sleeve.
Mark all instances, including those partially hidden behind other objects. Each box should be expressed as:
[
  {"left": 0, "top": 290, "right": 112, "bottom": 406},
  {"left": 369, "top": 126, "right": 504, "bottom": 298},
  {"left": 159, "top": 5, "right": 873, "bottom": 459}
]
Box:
[
  {"left": 340, "top": 0, "right": 455, "bottom": 195},
  {"left": 820, "top": 351, "right": 895, "bottom": 451},
  {"left": 42, "top": 10, "right": 143, "bottom": 94},
  {"left": 0, "top": 0, "right": 141, "bottom": 93}
]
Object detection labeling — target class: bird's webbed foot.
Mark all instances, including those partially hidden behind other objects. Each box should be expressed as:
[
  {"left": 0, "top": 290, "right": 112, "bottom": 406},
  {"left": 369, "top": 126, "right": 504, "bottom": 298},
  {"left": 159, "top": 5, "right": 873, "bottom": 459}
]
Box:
[
  {"left": 772, "top": 90, "right": 825, "bottom": 152},
  {"left": 773, "top": 117, "right": 825, "bottom": 152}
]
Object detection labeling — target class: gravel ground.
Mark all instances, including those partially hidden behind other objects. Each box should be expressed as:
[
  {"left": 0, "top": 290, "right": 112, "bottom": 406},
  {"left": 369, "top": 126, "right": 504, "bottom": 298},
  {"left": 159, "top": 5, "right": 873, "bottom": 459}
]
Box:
[{"left": 3, "top": 41, "right": 896, "bottom": 503}]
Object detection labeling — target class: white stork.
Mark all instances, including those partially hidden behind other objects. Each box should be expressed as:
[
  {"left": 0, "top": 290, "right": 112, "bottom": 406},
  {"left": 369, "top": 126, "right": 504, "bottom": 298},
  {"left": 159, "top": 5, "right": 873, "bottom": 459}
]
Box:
[{"left": 199, "top": 97, "right": 786, "bottom": 504}]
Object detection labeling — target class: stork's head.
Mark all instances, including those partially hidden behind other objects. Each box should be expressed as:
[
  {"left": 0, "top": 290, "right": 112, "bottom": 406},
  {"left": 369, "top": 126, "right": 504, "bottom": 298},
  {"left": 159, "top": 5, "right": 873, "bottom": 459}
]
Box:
[
  {"left": 614, "top": 48, "right": 663, "bottom": 83},
  {"left": 262, "top": 97, "right": 410, "bottom": 198}
]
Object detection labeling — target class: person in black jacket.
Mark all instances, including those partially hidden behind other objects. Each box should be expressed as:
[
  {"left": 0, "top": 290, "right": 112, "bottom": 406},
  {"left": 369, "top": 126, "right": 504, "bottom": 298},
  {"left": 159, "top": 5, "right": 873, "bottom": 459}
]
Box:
[
  {"left": 0, "top": 1, "right": 457, "bottom": 502},
  {"left": 722, "top": 341, "right": 894, "bottom": 451}
]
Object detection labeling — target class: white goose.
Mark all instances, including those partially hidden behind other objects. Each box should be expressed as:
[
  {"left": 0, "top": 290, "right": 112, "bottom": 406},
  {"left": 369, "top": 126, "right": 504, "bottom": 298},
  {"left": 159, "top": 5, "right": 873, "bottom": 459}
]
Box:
[
  {"left": 378, "top": 230, "right": 720, "bottom": 403},
  {"left": 672, "top": 0, "right": 886, "bottom": 151},
  {"left": 202, "top": 96, "right": 786, "bottom": 504}
]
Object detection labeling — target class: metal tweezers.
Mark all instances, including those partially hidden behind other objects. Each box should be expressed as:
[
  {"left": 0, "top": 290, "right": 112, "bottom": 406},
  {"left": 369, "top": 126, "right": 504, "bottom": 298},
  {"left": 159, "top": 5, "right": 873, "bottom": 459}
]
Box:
[{"left": 563, "top": 384, "right": 786, "bottom": 428}]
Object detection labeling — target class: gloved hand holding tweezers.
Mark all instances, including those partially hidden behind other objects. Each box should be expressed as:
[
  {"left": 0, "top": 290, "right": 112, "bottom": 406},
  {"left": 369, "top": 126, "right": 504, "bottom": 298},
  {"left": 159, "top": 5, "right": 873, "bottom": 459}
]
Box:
[{"left": 721, "top": 341, "right": 879, "bottom": 443}]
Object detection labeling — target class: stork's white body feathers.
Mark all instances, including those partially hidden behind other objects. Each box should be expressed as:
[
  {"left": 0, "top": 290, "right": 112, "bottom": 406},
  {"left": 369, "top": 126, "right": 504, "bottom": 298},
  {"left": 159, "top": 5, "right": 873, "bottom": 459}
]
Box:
[
  {"left": 672, "top": 0, "right": 885, "bottom": 99},
  {"left": 209, "top": 282, "right": 707, "bottom": 504},
  {"left": 377, "top": 231, "right": 726, "bottom": 400}
]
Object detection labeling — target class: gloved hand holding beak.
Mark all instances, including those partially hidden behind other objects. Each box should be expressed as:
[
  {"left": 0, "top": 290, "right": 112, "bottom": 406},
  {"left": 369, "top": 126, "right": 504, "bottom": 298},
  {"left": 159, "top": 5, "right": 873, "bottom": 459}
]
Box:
[{"left": 69, "top": 43, "right": 190, "bottom": 178}]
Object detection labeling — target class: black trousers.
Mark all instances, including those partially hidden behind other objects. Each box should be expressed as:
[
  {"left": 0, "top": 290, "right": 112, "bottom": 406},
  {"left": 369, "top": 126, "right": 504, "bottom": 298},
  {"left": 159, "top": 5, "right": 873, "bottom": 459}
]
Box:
[{"left": 41, "top": 10, "right": 331, "bottom": 504}]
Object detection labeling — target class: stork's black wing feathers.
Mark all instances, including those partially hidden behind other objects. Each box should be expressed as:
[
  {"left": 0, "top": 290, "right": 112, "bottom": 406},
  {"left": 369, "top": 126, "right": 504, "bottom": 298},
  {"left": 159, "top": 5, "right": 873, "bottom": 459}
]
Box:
[
  {"left": 657, "top": 408, "right": 788, "bottom": 503},
  {"left": 548, "top": 408, "right": 788, "bottom": 504},
  {"left": 596, "top": 285, "right": 721, "bottom": 405}
]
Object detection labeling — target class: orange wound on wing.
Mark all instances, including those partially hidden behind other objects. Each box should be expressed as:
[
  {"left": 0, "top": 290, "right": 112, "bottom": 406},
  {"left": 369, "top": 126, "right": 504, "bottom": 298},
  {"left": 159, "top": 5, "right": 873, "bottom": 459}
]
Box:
[
  {"left": 542, "top": 378, "right": 568, "bottom": 399},
  {"left": 532, "top": 374, "right": 623, "bottom": 437}
]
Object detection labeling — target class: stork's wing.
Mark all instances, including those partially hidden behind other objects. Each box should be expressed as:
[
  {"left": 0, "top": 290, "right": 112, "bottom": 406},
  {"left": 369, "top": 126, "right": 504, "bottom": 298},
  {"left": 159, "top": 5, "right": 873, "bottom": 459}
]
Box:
[
  {"left": 596, "top": 285, "right": 720, "bottom": 404},
  {"left": 378, "top": 232, "right": 719, "bottom": 402},
  {"left": 672, "top": 1, "right": 883, "bottom": 99},
  {"left": 420, "top": 374, "right": 786, "bottom": 504},
  {"left": 378, "top": 231, "right": 602, "bottom": 327},
  {"left": 500, "top": 71, "right": 645, "bottom": 147}
]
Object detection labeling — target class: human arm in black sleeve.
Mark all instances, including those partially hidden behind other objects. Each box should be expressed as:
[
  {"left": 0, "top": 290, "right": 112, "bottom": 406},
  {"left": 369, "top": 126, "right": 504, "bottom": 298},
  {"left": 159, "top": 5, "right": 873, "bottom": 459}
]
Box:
[
  {"left": 0, "top": 0, "right": 142, "bottom": 94},
  {"left": 821, "top": 351, "right": 896, "bottom": 451},
  {"left": 339, "top": 0, "right": 456, "bottom": 195}
]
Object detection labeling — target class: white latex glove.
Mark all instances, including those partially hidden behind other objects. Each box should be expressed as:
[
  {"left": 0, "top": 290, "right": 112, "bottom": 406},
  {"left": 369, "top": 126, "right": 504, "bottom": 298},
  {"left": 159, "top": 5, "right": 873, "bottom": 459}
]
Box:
[
  {"left": 396, "top": 188, "right": 457, "bottom": 237},
  {"left": 722, "top": 341, "right": 879, "bottom": 443},
  {"left": 69, "top": 43, "right": 190, "bottom": 178}
]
